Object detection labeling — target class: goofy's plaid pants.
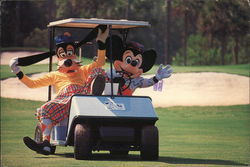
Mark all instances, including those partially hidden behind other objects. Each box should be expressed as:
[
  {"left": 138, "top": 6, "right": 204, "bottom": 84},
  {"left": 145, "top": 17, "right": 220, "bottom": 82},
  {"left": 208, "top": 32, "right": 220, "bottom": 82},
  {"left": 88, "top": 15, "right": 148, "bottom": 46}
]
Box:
[{"left": 36, "top": 68, "right": 106, "bottom": 141}]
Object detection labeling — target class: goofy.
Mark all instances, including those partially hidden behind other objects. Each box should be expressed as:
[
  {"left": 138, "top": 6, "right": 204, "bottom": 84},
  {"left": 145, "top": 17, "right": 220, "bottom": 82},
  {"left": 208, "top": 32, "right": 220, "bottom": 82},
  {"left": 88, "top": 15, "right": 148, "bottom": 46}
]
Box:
[{"left": 9, "top": 26, "right": 109, "bottom": 155}]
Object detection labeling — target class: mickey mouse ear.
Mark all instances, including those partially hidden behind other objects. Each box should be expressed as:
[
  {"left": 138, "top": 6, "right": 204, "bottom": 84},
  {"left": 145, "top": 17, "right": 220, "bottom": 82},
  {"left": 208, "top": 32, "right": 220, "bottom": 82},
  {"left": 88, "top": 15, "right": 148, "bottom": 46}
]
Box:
[
  {"left": 106, "top": 35, "right": 124, "bottom": 61},
  {"left": 141, "top": 49, "right": 157, "bottom": 73}
]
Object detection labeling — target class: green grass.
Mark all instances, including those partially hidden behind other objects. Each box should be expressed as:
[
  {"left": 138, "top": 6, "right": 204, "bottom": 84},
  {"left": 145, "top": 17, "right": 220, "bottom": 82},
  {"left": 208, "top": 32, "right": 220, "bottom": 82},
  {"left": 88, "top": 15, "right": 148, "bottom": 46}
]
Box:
[
  {"left": 1, "top": 98, "right": 249, "bottom": 167},
  {"left": 147, "top": 64, "right": 250, "bottom": 77},
  {"left": 1, "top": 63, "right": 249, "bottom": 80},
  {"left": 156, "top": 106, "right": 250, "bottom": 166},
  {"left": 1, "top": 63, "right": 56, "bottom": 79}
]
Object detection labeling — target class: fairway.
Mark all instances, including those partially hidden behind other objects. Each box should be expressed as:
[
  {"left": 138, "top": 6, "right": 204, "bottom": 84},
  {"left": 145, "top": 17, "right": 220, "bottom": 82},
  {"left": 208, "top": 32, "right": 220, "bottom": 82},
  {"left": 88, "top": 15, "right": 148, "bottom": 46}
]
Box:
[
  {"left": 1, "top": 98, "right": 249, "bottom": 167},
  {"left": 1, "top": 63, "right": 249, "bottom": 80}
]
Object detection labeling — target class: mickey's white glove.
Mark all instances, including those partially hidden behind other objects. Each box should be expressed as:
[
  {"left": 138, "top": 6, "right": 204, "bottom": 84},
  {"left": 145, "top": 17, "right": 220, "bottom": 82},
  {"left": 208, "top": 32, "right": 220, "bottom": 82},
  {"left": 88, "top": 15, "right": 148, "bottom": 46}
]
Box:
[
  {"left": 96, "top": 26, "right": 109, "bottom": 43},
  {"left": 9, "top": 57, "right": 21, "bottom": 74},
  {"left": 155, "top": 64, "right": 173, "bottom": 80}
]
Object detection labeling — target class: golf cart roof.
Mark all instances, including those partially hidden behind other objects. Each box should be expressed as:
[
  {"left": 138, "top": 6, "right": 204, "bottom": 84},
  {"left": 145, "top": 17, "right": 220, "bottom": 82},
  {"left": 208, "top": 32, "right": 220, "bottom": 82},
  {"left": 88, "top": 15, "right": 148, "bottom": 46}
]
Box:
[{"left": 47, "top": 18, "right": 150, "bottom": 29}]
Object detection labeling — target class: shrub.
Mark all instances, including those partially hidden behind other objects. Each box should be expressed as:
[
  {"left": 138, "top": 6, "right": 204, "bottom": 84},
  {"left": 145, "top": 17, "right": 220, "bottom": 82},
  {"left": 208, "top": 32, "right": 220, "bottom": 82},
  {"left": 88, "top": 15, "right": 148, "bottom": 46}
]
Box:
[
  {"left": 23, "top": 28, "right": 48, "bottom": 48},
  {"left": 174, "top": 33, "right": 222, "bottom": 65}
]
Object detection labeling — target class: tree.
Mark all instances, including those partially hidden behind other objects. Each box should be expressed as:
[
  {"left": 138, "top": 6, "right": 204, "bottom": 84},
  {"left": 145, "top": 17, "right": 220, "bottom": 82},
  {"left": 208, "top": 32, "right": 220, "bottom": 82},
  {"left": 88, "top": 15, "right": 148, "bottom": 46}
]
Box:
[
  {"left": 229, "top": 0, "right": 250, "bottom": 64},
  {"left": 199, "top": 0, "right": 249, "bottom": 65},
  {"left": 173, "top": 0, "right": 201, "bottom": 65},
  {"left": 201, "top": 0, "right": 230, "bottom": 65},
  {"left": 1, "top": 0, "right": 51, "bottom": 47},
  {"left": 164, "top": 0, "right": 172, "bottom": 65},
  {"left": 175, "top": 0, "right": 205, "bottom": 66},
  {"left": 1, "top": 1, "right": 17, "bottom": 46}
]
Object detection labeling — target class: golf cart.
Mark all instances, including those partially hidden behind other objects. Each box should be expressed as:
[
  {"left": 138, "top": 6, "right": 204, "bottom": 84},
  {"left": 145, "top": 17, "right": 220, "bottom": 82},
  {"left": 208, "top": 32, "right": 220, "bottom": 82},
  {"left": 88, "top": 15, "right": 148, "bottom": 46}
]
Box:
[{"left": 34, "top": 18, "right": 159, "bottom": 160}]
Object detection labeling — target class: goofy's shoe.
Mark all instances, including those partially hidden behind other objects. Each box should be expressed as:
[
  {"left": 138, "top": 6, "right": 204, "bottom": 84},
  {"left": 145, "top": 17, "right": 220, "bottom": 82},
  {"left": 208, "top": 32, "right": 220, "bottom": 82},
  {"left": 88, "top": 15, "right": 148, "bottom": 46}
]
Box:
[
  {"left": 91, "top": 74, "right": 106, "bottom": 95},
  {"left": 23, "top": 136, "right": 51, "bottom": 155}
]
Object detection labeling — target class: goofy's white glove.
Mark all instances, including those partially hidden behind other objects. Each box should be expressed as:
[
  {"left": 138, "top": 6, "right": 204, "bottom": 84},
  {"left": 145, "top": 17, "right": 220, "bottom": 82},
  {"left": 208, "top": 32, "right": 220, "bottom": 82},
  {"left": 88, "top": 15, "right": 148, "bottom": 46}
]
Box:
[
  {"left": 96, "top": 26, "right": 109, "bottom": 50},
  {"left": 9, "top": 57, "right": 21, "bottom": 74},
  {"left": 155, "top": 64, "right": 173, "bottom": 80}
]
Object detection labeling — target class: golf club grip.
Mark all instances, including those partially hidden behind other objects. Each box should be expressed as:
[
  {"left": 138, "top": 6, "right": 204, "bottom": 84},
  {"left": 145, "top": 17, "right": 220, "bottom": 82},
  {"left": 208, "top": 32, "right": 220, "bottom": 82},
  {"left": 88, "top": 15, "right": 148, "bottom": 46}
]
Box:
[
  {"left": 17, "top": 51, "right": 55, "bottom": 66},
  {"left": 76, "top": 25, "right": 107, "bottom": 48}
]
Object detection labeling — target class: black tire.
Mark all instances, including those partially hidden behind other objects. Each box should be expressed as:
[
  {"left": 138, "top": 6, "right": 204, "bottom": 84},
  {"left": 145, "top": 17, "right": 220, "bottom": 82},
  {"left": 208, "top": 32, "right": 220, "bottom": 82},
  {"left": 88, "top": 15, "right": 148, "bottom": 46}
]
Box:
[
  {"left": 34, "top": 123, "right": 56, "bottom": 154},
  {"left": 140, "top": 125, "right": 159, "bottom": 161},
  {"left": 110, "top": 150, "right": 129, "bottom": 156},
  {"left": 74, "top": 124, "right": 92, "bottom": 160}
]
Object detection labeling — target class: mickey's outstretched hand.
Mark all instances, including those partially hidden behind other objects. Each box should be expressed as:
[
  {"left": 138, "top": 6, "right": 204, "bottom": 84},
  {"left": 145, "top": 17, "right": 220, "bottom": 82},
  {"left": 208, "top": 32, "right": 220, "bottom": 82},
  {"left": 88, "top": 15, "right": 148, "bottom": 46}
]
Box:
[
  {"left": 96, "top": 25, "right": 109, "bottom": 50},
  {"left": 155, "top": 64, "right": 173, "bottom": 80}
]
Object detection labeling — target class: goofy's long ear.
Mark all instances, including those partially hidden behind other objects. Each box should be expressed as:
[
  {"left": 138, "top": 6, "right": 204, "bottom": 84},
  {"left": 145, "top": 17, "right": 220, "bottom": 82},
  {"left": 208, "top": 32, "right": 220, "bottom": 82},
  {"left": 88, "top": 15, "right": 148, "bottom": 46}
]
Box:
[
  {"left": 141, "top": 49, "right": 157, "bottom": 73},
  {"left": 106, "top": 35, "right": 124, "bottom": 61},
  {"left": 17, "top": 51, "right": 55, "bottom": 66}
]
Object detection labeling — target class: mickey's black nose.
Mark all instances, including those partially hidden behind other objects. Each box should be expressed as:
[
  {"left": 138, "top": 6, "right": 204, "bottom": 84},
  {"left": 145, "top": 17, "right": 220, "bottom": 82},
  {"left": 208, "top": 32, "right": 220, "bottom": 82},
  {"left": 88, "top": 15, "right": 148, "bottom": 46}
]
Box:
[
  {"left": 131, "top": 60, "right": 137, "bottom": 67},
  {"left": 64, "top": 59, "right": 72, "bottom": 67}
]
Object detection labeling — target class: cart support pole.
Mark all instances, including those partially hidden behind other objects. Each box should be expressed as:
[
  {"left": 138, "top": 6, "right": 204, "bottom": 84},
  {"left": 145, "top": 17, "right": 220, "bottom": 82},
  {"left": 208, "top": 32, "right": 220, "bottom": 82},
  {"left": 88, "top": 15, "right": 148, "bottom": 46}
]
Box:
[
  {"left": 108, "top": 25, "right": 114, "bottom": 99},
  {"left": 48, "top": 27, "right": 55, "bottom": 101},
  {"left": 122, "top": 29, "right": 129, "bottom": 45}
]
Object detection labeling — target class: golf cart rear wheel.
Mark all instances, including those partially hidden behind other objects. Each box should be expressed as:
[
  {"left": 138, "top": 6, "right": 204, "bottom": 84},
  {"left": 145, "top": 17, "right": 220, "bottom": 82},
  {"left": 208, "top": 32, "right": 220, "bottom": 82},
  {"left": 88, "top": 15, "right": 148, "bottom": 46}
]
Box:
[
  {"left": 74, "top": 124, "right": 92, "bottom": 160},
  {"left": 34, "top": 123, "right": 56, "bottom": 154},
  {"left": 140, "top": 125, "right": 159, "bottom": 160}
]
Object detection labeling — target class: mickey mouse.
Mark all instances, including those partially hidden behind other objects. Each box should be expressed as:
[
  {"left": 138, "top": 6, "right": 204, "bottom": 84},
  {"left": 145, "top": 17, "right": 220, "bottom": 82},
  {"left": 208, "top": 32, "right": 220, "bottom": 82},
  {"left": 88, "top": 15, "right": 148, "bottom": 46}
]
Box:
[{"left": 106, "top": 35, "right": 173, "bottom": 95}]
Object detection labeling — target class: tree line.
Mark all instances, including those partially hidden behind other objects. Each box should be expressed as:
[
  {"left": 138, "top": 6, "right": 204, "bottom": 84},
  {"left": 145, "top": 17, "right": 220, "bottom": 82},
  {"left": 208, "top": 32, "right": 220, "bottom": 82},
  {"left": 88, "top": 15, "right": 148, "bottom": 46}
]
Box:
[{"left": 1, "top": 0, "right": 249, "bottom": 65}]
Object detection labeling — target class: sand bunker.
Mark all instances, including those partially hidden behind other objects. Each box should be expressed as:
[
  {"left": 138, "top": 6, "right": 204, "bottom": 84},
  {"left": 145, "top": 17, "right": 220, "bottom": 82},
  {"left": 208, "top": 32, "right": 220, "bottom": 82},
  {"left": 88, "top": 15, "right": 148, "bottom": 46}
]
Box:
[
  {"left": 1, "top": 51, "right": 249, "bottom": 107},
  {"left": 1, "top": 72, "right": 249, "bottom": 107}
]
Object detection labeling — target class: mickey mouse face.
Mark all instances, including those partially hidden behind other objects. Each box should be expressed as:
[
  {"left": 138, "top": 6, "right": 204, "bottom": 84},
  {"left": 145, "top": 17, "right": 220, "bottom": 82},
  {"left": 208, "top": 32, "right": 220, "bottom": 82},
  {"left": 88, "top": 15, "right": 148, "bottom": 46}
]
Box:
[
  {"left": 123, "top": 50, "right": 142, "bottom": 68},
  {"left": 114, "top": 50, "right": 143, "bottom": 78},
  {"left": 106, "top": 35, "right": 157, "bottom": 78}
]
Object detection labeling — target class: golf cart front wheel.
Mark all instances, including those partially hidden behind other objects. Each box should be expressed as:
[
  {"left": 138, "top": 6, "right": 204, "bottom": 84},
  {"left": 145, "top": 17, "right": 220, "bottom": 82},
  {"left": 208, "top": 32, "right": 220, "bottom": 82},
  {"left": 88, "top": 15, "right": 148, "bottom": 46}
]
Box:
[
  {"left": 140, "top": 125, "right": 159, "bottom": 160},
  {"left": 74, "top": 124, "right": 92, "bottom": 160},
  {"left": 34, "top": 123, "right": 56, "bottom": 154}
]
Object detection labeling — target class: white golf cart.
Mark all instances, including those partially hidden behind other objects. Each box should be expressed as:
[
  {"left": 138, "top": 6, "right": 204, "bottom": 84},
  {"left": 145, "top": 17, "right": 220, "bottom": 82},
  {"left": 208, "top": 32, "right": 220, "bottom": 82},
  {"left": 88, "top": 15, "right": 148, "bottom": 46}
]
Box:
[{"left": 34, "top": 18, "right": 159, "bottom": 160}]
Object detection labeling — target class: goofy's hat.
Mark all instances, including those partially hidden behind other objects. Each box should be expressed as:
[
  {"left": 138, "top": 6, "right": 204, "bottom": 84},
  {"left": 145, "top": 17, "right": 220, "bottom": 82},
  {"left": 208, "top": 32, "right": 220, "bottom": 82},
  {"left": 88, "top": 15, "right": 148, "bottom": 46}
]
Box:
[{"left": 54, "top": 32, "right": 77, "bottom": 61}]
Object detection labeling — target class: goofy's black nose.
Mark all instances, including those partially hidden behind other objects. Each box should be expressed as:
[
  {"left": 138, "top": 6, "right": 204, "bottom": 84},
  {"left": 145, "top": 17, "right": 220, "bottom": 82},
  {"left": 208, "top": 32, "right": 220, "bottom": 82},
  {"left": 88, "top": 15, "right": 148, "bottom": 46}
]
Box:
[
  {"left": 64, "top": 59, "right": 72, "bottom": 67},
  {"left": 131, "top": 60, "right": 137, "bottom": 67}
]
